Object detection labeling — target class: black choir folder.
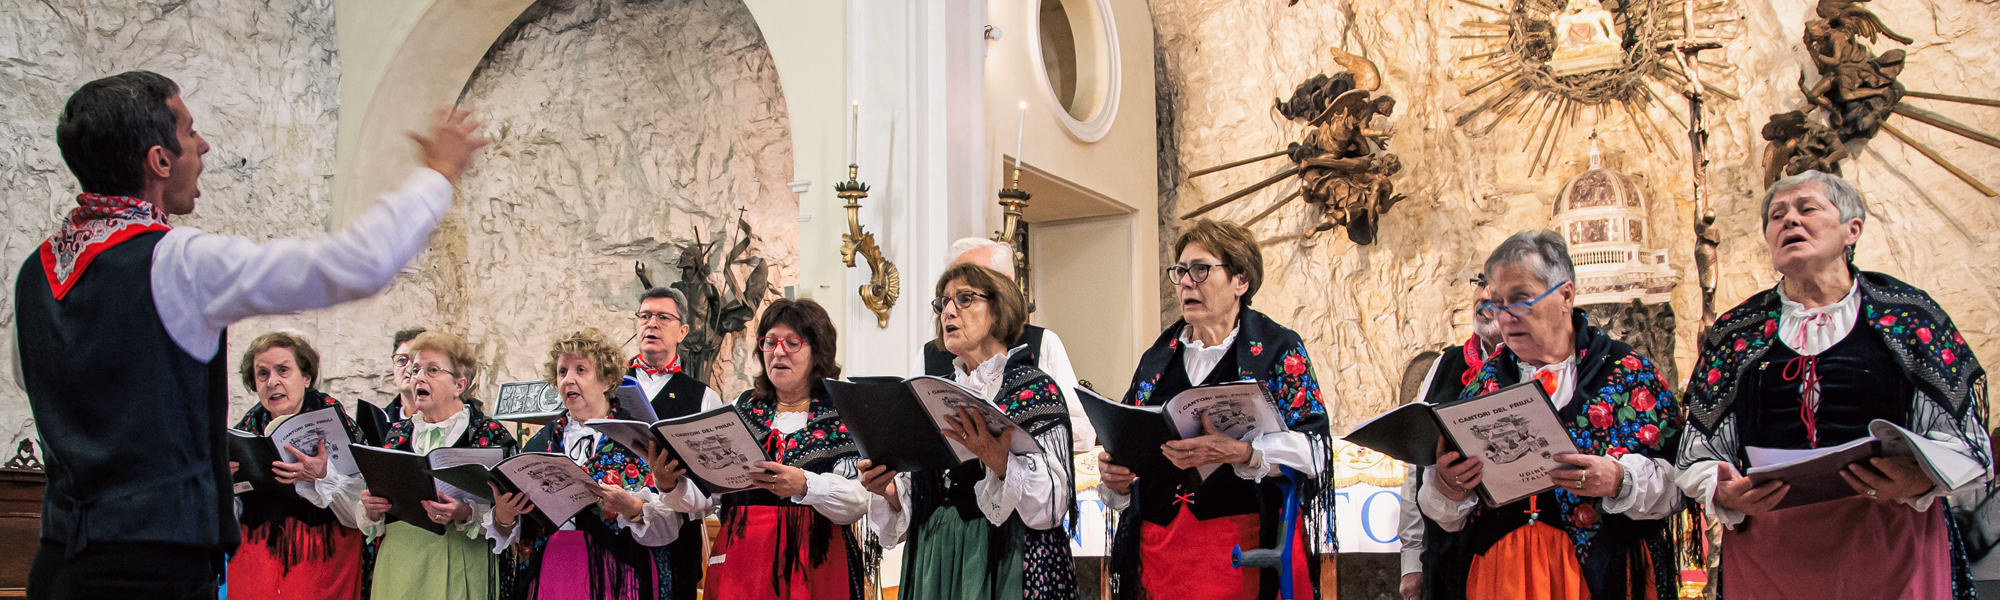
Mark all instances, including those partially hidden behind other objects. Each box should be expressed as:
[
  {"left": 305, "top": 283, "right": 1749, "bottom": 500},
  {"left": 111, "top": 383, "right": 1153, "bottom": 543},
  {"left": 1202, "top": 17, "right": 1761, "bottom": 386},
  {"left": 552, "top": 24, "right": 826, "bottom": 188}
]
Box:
[
  {"left": 1345, "top": 381, "right": 1580, "bottom": 507},
  {"left": 1075, "top": 382, "right": 1284, "bottom": 488},
  {"left": 1745, "top": 419, "right": 1985, "bottom": 511},
  {"left": 227, "top": 406, "right": 361, "bottom": 496},
  {"left": 350, "top": 445, "right": 507, "bottom": 535},
  {"left": 585, "top": 405, "right": 773, "bottom": 496},
  {"left": 823, "top": 376, "right": 1042, "bottom": 474}
]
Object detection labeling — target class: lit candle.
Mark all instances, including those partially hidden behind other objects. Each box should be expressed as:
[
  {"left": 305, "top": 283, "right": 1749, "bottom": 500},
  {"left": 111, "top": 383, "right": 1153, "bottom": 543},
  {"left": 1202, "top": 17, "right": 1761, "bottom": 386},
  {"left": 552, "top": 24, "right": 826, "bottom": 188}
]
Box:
[
  {"left": 1013, "top": 101, "right": 1027, "bottom": 174},
  {"left": 849, "top": 101, "right": 858, "bottom": 166}
]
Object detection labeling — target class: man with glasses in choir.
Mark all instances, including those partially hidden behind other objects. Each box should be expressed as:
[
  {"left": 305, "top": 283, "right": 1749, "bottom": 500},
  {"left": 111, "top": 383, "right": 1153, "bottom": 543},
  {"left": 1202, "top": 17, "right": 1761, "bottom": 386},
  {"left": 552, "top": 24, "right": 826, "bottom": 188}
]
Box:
[{"left": 626, "top": 286, "right": 724, "bottom": 600}]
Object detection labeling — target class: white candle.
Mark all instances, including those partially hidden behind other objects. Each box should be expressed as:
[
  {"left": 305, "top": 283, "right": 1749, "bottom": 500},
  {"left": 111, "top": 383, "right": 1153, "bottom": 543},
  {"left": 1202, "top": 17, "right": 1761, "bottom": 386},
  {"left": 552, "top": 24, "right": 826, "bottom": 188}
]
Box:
[
  {"left": 849, "top": 101, "right": 858, "bottom": 166},
  {"left": 1013, "top": 101, "right": 1027, "bottom": 174}
]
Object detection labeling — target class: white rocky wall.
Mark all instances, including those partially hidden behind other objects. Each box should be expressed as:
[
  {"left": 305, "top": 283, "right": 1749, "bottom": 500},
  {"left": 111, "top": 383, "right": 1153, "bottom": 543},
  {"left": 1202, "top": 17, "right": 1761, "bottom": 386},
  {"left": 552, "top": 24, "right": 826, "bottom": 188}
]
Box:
[
  {"left": 448, "top": 0, "right": 796, "bottom": 397},
  {"left": 1151, "top": 0, "right": 2000, "bottom": 432},
  {"left": 0, "top": 0, "right": 341, "bottom": 447}
]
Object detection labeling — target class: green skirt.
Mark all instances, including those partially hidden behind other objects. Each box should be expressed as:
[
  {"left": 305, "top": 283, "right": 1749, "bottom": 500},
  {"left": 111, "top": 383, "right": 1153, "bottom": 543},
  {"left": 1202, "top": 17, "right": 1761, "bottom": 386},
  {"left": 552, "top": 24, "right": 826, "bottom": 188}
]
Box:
[
  {"left": 368, "top": 520, "right": 495, "bottom": 600},
  {"left": 900, "top": 508, "right": 1026, "bottom": 600}
]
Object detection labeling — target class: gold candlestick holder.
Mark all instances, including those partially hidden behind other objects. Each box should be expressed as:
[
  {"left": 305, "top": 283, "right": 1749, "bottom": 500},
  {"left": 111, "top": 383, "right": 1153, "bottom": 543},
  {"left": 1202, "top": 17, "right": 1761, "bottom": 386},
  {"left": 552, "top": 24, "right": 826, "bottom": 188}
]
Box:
[
  {"left": 837, "top": 164, "right": 898, "bottom": 328},
  {"left": 993, "top": 166, "right": 1034, "bottom": 311}
]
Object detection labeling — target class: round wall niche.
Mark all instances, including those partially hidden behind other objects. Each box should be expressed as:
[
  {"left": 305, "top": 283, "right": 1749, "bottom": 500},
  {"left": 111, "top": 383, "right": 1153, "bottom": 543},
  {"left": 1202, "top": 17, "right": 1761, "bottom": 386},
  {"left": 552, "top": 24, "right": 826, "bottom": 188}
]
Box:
[{"left": 1032, "top": 0, "right": 1120, "bottom": 142}]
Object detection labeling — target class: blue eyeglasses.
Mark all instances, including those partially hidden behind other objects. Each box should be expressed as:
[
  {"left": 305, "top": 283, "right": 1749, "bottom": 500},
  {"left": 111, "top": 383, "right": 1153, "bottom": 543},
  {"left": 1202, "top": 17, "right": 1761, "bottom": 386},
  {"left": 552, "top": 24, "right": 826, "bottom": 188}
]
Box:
[{"left": 1475, "top": 281, "right": 1569, "bottom": 320}]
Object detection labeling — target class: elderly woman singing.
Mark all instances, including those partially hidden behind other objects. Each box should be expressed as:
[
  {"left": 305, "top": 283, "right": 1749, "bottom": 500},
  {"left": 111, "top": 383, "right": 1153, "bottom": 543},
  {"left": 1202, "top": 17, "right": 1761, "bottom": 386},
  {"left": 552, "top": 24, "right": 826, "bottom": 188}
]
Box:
[
  {"left": 1675, "top": 170, "right": 1990, "bottom": 599},
  {"left": 1420, "top": 231, "right": 1683, "bottom": 600}
]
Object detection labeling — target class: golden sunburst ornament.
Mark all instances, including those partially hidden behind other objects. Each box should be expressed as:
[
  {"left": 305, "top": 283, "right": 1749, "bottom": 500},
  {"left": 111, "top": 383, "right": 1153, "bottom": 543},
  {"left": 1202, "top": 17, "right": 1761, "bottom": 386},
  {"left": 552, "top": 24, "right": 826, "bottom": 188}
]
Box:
[{"left": 1449, "top": 0, "right": 1743, "bottom": 175}]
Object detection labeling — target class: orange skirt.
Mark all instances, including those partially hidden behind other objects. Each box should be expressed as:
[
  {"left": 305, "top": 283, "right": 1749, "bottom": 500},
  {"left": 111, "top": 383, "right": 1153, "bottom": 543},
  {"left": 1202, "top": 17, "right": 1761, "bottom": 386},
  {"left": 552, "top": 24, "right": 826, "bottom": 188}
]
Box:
[{"left": 1465, "top": 522, "right": 1589, "bottom": 600}]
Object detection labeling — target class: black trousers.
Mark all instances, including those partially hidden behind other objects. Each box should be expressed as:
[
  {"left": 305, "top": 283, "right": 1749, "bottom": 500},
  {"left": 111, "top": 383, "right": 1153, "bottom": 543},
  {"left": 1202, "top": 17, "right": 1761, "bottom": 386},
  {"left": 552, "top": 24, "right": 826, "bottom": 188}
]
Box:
[{"left": 28, "top": 540, "right": 221, "bottom": 600}]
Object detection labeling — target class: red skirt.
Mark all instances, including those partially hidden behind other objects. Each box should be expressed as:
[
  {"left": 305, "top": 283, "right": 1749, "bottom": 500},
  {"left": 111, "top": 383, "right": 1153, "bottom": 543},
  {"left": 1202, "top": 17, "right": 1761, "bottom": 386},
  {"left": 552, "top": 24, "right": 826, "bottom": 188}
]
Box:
[
  {"left": 1138, "top": 506, "right": 1310, "bottom": 600},
  {"left": 704, "top": 506, "right": 854, "bottom": 600},
  {"left": 1722, "top": 497, "right": 1951, "bottom": 600},
  {"left": 226, "top": 524, "right": 363, "bottom": 600}
]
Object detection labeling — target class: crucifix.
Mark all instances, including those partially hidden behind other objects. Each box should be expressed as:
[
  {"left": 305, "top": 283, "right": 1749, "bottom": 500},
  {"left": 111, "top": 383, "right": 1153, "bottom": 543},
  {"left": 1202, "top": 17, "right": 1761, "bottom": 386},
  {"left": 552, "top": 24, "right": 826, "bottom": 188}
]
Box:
[{"left": 1660, "top": 0, "right": 1724, "bottom": 326}]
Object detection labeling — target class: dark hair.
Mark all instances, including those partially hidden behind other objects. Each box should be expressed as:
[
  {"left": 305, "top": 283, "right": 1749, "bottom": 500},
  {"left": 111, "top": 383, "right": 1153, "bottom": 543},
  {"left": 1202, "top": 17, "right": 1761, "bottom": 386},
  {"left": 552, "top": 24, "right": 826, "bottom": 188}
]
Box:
[
  {"left": 751, "top": 299, "right": 841, "bottom": 401},
  {"left": 392, "top": 327, "right": 428, "bottom": 353},
  {"left": 638, "top": 287, "right": 688, "bottom": 316},
  {"left": 1173, "top": 218, "right": 1266, "bottom": 306},
  {"left": 933, "top": 262, "right": 1028, "bottom": 349},
  {"left": 240, "top": 331, "right": 320, "bottom": 390},
  {"left": 56, "top": 71, "right": 183, "bottom": 196}
]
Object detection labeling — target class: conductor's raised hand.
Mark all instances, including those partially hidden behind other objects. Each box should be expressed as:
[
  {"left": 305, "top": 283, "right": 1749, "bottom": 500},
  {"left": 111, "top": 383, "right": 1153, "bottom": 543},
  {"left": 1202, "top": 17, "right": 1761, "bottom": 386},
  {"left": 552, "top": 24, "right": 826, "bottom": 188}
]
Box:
[
  {"left": 489, "top": 482, "right": 533, "bottom": 530},
  {"left": 409, "top": 105, "right": 489, "bottom": 182},
  {"left": 361, "top": 490, "right": 392, "bottom": 522},
  {"left": 1712, "top": 462, "right": 1788, "bottom": 516},
  {"left": 944, "top": 407, "right": 1013, "bottom": 478},
  {"left": 1161, "top": 411, "right": 1253, "bottom": 470},
  {"left": 1098, "top": 452, "right": 1136, "bottom": 495},
  {"left": 856, "top": 459, "right": 901, "bottom": 512},
  {"left": 638, "top": 441, "right": 686, "bottom": 494},
  {"left": 1433, "top": 438, "right": 1484, "bottom": 503},
  {"left": 272, "top": 440, "right": 329, "bottom": 485}
]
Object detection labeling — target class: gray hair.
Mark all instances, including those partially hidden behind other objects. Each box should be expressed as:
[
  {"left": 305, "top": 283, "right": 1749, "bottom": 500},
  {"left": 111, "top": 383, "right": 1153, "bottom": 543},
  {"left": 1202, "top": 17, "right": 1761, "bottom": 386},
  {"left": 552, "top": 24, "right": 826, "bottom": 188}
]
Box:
[
  {"left": 1761, "top": 170, "right": 1866, "bottom": 226},
  {"left": 1483, "top": 230, "right": 1575, "bottom": 289},
  {"left": 949, "top": 237, "right": 1015, "bottom": 276},
  {"left": 639, "top": 286, "right": 688, "bottom": 316}
]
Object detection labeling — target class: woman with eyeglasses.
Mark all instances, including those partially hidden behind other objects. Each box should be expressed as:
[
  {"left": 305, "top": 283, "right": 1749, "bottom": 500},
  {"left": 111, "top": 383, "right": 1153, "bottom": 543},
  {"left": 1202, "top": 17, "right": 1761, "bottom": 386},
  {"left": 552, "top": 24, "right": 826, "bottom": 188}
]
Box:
[
  {"left": 859, "top": 263, "right": 1078, "bottom": 599},
  {"left": 1673, "top": 172, "right": 1989, "bottom": 600},
  {"left": 645, "top": 298, "right": 870, "bottom": 600},
  {"left": 1418, "top": 230, "right": 1681, "bottom": 600},
  {"left": 341, "top": 331, "right": 518, "bottom": 600},
  {"left": 226, "top": 331, "right": 372, "bottom": 600},
  {"left": 488, "top": 328, "right": 683, "bottom": 599},
  {"left": 1096, "top": 218, "right": 1332, "bottom": 600}
]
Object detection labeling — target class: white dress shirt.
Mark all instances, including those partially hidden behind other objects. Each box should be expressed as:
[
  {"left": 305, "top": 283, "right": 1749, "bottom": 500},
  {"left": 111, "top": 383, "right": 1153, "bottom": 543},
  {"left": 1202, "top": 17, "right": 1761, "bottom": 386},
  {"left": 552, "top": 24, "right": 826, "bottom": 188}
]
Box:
[
  {"left": 869, "top": 347, "right": 1073, "bottom": 549},
  {"left": 1419, "top": 355, "right": 1684, "bottom": 531},
  {"left": 1035, "top": 330, "right": 1097, "bottom": 453}
]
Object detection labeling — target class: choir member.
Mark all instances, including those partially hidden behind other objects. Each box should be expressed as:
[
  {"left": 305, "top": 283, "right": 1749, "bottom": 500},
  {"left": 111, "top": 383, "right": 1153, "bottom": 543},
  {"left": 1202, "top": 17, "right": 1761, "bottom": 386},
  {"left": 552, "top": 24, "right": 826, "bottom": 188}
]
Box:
[
  {"left": 1421, "top": 230, "right": 1682, "bottom": 600},
  {"left": 1399, "top": 276, "right": 1502, "bottom": 600},
  {"left": 648, "top": 299, "right": 869, "bottom": 599},
  {"left": 14, "top": 71, "right": 483, "bottom": 598},
  {"left": 860, "top": 263, "right": 1079, "bottom": 598},
  {"left": 490, "top": 329, "right": 682, "bottom": 599},
  {"left": 1675, "top": 171, "right": 1991, "bottom": 599},
  {"left": 1097, "top": 218, "right": 1332, "bottom": 600},
  {"left": 624, "top": 286, "right": 724, "bottom": 600},
  {"left": 227, "top": 332, "right": 371, "bottom": 599},
  {"left": 928, "top": 238, "right": 1095, "bottom": 453},
  {"left": 351, "top": 331, "right": 518, "bottom": 599}
]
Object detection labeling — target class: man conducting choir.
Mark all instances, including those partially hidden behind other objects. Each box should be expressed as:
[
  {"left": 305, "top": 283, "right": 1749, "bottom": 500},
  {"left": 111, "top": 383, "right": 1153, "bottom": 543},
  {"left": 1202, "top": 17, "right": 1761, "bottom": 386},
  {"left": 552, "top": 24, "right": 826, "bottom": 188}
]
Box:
[{"left": 13, "top": 70, "right": 485, "bottom": 599}]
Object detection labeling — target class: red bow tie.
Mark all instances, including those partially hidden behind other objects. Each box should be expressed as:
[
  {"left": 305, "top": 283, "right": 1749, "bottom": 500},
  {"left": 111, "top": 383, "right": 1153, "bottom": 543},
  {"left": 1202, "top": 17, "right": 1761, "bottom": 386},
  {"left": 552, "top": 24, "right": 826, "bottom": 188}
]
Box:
[{"left": 631, "top": 356, "right": 682, "bottom": 376}]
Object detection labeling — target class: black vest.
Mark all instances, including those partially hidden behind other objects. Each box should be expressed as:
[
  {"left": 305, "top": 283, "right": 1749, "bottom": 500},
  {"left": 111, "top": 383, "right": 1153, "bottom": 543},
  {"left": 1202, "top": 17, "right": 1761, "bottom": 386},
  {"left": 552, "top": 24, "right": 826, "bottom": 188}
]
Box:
[
  {"left": 14, "top": 231, "right": 237, "bottom": 554},
  {"left": 922, "top": 325, "right": 1046, "bottom": 377},
  {"left": 1742, "top": 311, "right": 1914, "bottom": 452},
  {"left": 1129, "top": 343, "right": 1266, "bottom": 524},
  {"left": 622, "top": 367, "right": 714, "bottom": 600}
]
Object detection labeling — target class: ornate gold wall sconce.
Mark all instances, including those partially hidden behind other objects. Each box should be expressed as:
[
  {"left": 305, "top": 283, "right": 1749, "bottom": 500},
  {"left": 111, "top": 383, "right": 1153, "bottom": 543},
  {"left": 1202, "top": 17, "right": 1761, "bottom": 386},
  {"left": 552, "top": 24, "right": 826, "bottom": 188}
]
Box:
[
  {"left": 993, "top": 166, "right": 1035, "bottom": 312},
  {"left": 837, "top": 164, "right": 898, "bottom": 328}
]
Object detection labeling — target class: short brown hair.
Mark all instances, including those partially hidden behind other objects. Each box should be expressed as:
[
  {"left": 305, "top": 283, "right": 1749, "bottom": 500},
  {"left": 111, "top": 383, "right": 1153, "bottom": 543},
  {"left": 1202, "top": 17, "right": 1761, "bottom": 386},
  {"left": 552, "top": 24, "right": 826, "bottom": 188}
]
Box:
[
  {"left": 542, "top": 328, "right": 624, "bottom": 401},
  {"left": 1173, "top": 218, "right": 1265, "bottom": 306},
  {"left": 392, "top": 327, "right": 427, "bottom": 353},
  {"left": 407, "top": 331, "right": 478, "bottom": 398},
  {"left": 239, "top": 331, "right": 320, "bottom": 390},
  {"left": 933, "top": 262, "right": 1029, "bottom": 349},
  {"left": 752, "top": 299, "right": 842, "bottom": 401}
]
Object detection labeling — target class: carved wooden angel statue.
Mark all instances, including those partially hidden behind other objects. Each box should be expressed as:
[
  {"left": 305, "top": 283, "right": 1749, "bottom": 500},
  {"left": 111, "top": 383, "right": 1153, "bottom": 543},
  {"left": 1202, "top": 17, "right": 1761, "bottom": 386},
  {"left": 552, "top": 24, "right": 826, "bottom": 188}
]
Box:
[
  {"left": 1802, "top": 15, "right": 1906, "bottom": 140},
  {"left": 1760, "top": 110, "right": 1849, "bottom": 185},
  {"left": 1817, "top": 0, "right": 1913, "bottom": 44}
]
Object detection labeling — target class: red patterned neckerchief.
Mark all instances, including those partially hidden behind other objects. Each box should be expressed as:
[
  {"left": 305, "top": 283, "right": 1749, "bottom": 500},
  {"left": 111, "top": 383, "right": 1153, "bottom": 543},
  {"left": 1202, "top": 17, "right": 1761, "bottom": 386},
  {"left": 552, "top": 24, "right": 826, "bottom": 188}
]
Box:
[
  {"left": 1458, "top": 336, "right": 1494, "bottom": 386},
  {"left": 38, "top": 193, "right": 171, "bottom": 300},
  {"left": 629, "top": 354, "right": 683, "bottom": 377}
]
